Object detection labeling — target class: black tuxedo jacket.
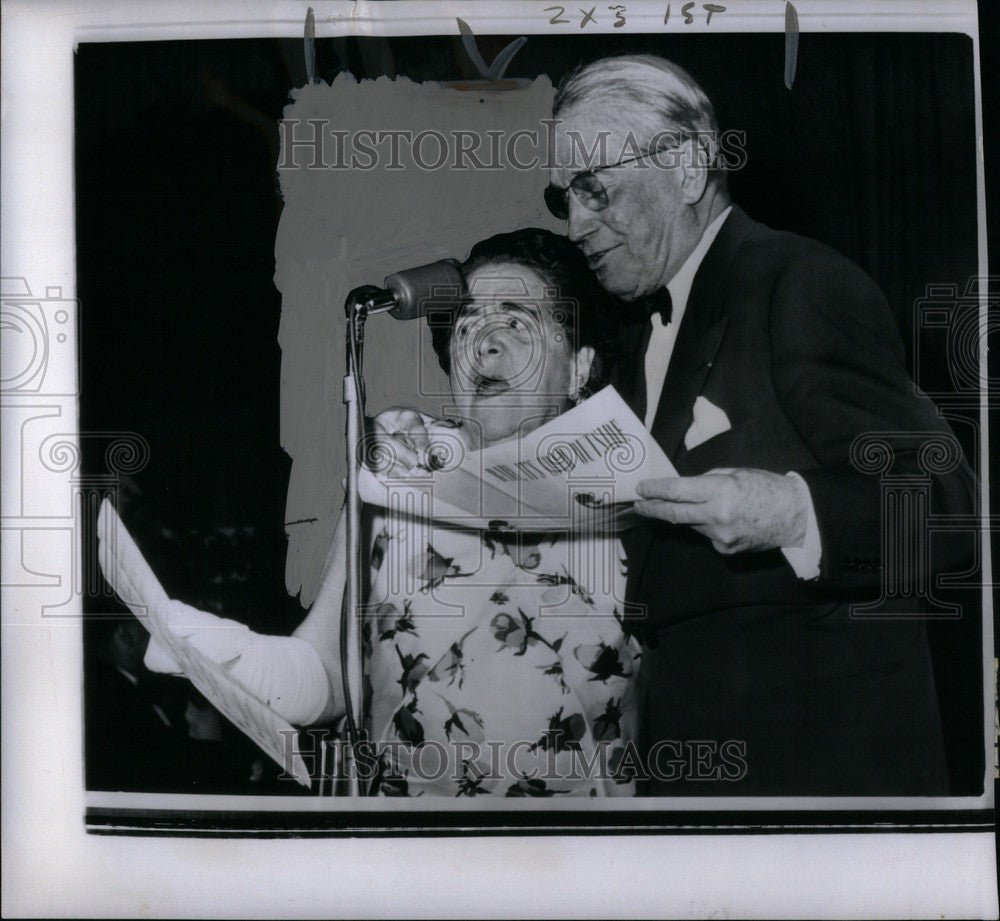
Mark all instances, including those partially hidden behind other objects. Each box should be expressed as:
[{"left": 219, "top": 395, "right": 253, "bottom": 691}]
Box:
[{"left": 613, "top": 206, "right": 976, "bottom": 795}]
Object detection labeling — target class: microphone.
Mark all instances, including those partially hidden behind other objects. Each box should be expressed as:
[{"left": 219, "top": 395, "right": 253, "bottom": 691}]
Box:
[{"left": 383, "top": 259, "right": 464, "bottom": 320}]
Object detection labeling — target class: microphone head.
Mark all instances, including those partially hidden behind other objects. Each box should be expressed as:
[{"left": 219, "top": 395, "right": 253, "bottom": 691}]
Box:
[{"left": 384, "top": 259, "right": 465, "bottom": 321}]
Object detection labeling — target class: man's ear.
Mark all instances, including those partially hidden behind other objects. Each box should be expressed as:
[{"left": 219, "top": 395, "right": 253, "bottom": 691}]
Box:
[
  {"left": 573, "top": 346, "right": 596, "bottom": 399},
  {"left": 679, "top": 135, "right": 711, "bottom": 204}
]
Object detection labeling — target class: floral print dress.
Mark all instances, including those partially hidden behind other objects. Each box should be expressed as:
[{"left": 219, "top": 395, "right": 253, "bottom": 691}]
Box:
[{"left": 361, "top": 511, "right": 641, "bottom": 797}]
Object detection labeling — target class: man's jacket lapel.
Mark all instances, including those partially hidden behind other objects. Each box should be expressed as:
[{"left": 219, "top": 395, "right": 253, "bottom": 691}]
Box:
[{"left": 648, "top": 206, "right": 756, "bottom": 464}]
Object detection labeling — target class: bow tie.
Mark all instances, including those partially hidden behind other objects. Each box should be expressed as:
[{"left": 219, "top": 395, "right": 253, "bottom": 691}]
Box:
[{"left": 644, "top": 287, "right": 673, "bottom": 324}]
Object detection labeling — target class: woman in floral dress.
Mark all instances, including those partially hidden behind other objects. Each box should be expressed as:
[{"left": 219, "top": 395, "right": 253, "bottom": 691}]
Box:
[
  {"left": 352, "top": 229, "right": 640, "bottom": 796},
  {"left": 139, "top": 229, "right": 642, "bottom": 797},
  {"left": 360, "top": 460, "right": 639, "bottom": 797}
]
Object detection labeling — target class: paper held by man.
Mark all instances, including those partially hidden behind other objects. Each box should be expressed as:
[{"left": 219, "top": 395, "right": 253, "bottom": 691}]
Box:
[
  {"left": 95, "top": 501, "right": 312, "bottom": 787},
  {"left": 359, "top": 385, "right": 677, "bottom": 532}
]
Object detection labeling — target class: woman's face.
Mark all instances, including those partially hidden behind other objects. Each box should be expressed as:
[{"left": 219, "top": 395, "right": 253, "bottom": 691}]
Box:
[{"left": 449, "top": 261, "right": 594, "bottom": 449}]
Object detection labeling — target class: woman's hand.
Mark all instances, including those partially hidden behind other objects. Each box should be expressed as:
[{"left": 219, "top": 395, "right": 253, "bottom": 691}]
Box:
[
  {"left": 143, "top": 600, "right": 332, "bottom": 726},
  {"left": 367, "top": 407, "right": 432, "bottom": 475},
  {"left": 367, "top": 408, "right": 467, "bottom": 473},
  {"left": 143, "top": 601, "right": 252, "bottom": 673}
]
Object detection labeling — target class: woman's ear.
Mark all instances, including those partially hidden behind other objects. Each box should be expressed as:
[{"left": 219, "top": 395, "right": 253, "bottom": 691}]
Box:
[{"left": 572, "top": 346, "right": 596, "bottom": 401}]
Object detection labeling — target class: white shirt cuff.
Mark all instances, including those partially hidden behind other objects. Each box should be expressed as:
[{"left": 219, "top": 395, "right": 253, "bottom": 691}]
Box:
[{"left": 780, "top": 472, "right": 822, "bottom": 580}]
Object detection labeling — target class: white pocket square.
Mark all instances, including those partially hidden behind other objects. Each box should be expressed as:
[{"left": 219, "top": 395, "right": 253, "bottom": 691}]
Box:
[{"left": 684, "top": 396, "right": 732, "bottom": 450}]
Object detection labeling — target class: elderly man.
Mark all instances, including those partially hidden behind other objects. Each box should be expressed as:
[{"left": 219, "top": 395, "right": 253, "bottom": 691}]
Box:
[
  {"left": 542, "top": 54, "right": 975, "bottom": 795},
  {"left": 375, "top": 54, "right": 976, "bottom": 795}
]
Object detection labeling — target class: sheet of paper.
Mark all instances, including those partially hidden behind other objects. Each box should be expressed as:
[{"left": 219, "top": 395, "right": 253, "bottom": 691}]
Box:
[
  {"left": 96, "top": 500, "right": 311, "bottom": 787},
  {"left": 359, "top": 385, "right": 676, "bottom": 530}
]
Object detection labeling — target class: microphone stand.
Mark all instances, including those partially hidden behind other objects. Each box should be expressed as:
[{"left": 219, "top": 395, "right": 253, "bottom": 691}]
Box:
[
  {"left": 340, "top": 285, "right": 397, "bottom": 796},
  {"left": 336, "top": 260, "right": 460, "bottom": 795}
]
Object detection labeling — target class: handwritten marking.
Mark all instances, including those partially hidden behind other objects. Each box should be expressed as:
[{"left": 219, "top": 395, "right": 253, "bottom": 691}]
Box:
[
  {"left": 304, "top": 8, "right": 316, "bottom": 85},
  {"left": 456, "top": 18, "right": 528, "bottom": 81},
  {"left": 704, "top": 2, "right": 725, "bottom": 23},
  {"left": 545, "top": 3, "right": 725, "bottom": 28},
  {"left": 784, "top": 1, "right": 800, "bottom": 90}
]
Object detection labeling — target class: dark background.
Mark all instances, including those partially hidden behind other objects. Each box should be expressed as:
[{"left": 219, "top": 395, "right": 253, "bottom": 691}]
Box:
[{"left": 76, "top": 32, "right": 990, "bottom": 795}]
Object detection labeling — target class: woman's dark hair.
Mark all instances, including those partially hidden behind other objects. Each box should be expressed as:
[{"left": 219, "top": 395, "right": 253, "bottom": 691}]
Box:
[{"left": 429, "top": 227, "right": 618, "bottom": 397}]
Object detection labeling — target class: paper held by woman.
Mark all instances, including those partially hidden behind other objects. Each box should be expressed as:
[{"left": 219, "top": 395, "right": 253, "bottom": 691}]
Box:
[
  {"left": 95, "top": 500, "right": 313, "bottom": 787},
  {"left": 358, "top": 386, "right": 676, "bottom": 532}
]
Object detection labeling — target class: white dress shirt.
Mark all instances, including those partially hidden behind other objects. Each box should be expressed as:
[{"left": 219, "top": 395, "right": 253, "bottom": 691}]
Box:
[{"left": 642, "top": 206, "right": 821, "bottom": 579}]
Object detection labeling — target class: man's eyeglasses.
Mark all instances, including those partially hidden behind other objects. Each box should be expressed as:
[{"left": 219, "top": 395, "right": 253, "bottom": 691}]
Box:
[{"left": 543, "top": 143, "right": 683, "bottom": 221}]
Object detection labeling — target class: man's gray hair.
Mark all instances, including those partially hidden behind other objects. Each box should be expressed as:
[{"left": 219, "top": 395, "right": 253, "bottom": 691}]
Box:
[
  {"left": 554, "top": 54, "right": 726, "bottom": 185},
  {"left": 554, "top": 54, "right": 719, "bottom": 135}
]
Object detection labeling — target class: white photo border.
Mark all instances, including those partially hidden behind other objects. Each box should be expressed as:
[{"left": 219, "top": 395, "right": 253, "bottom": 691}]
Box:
[{"left": 2, "top": 1, "right": 996, "bottom": 917}]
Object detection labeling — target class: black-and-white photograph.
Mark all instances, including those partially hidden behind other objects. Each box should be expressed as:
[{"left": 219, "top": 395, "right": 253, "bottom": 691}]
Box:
[{"left": 2, "top": 0, "right": 996, "bottom": 916}]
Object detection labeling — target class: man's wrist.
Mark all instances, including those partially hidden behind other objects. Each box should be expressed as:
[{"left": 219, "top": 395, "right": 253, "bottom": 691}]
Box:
[{"left": 781, "top": 472, "right": 822, "bottom": 579}]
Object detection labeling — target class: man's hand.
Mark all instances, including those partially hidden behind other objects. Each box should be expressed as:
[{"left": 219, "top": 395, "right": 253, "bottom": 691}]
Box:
[
  {"left": 634, "top": 468, "right": 808, "bottom": 555},
  {"left": 367, "top": 407, "right": 432, "bottom": 475}
]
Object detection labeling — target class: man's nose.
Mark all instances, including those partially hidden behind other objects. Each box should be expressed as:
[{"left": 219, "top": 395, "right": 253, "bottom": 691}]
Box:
[{"left": 566, "top": 195, "right": 598, "bottom": 244}]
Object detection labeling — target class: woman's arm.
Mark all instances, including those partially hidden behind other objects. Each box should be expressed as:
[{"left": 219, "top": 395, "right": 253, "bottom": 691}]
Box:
[
  {"left": 98, "top": 496, "right": 347, "bottom": 727},
  {"left": 132, "top": 516, "right": 349, "bottom": 727},
  {"left": 291, "top": 508, "right": 348, "bottom": 724}
]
